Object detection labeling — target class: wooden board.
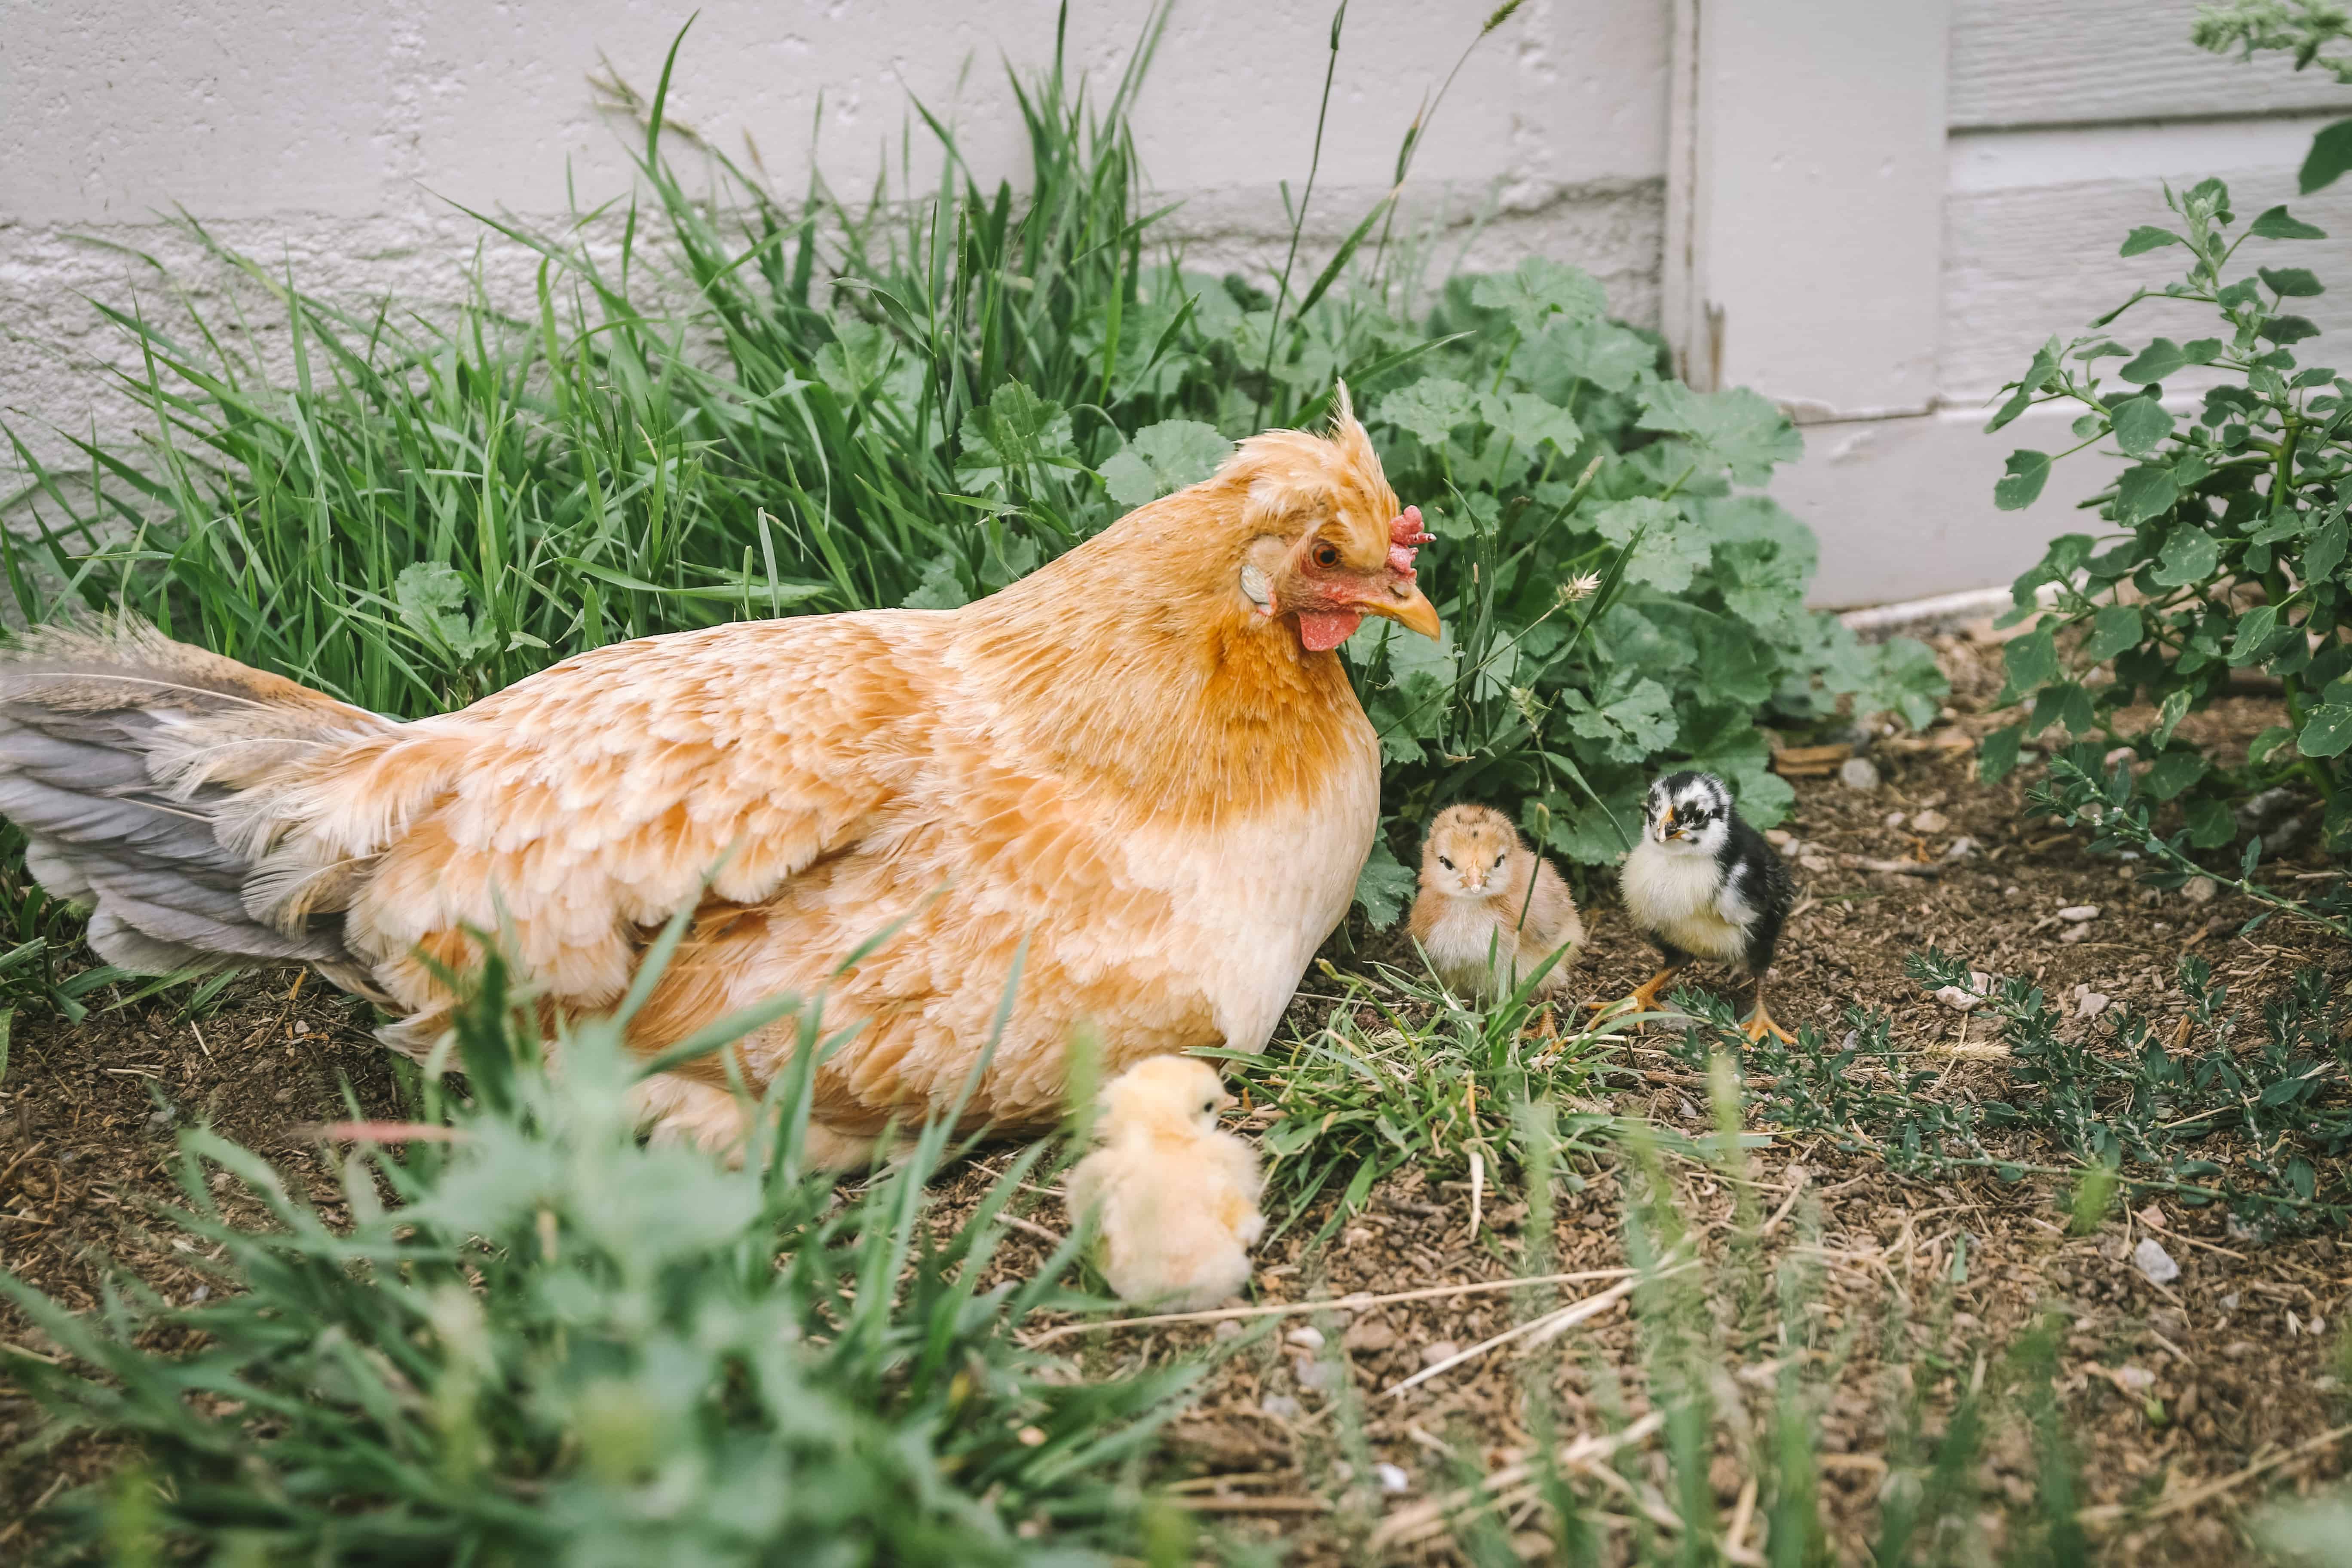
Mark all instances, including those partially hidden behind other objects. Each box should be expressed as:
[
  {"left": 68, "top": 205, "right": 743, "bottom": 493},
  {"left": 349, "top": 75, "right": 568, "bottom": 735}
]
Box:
[{"left": 1951, "top": 0, "right": 2349, "bottom": 129}]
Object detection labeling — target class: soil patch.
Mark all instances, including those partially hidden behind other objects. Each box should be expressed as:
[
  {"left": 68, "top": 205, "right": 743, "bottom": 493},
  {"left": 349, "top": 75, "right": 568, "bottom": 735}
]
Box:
[{"left": 3, "top": 626, "right": 2347, "bottom": 1562}]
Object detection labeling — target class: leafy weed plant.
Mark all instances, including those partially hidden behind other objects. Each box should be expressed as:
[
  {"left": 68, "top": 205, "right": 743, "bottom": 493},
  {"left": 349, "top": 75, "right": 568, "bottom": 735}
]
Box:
[{"left": 1, "top": 940, "right": 1203, "bottom": 1565}]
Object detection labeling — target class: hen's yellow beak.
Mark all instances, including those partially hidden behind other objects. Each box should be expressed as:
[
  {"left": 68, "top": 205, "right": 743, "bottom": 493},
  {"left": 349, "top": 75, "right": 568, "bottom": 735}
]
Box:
[{"left": 1364, "top": 585, "right": 1442, "bottom": 640}]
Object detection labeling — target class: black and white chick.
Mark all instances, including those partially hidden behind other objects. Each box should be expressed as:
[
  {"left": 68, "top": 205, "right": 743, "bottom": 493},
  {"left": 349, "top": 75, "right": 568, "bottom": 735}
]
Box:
[{"left": 1607, "top": 771, "right": 1796, "bottom": 1044}]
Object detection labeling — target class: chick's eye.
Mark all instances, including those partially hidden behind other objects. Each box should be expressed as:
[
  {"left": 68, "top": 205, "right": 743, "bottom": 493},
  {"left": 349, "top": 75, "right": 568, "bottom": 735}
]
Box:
[
  {"left": 1438, "top": 855, "right": 1454, "bottom": 870},
  {"left": 1493, "top": 853, "right": 1507, "bottom": 868},
  {"left": 1312, "top": 541, "right": 1341, "bottom": 569}
]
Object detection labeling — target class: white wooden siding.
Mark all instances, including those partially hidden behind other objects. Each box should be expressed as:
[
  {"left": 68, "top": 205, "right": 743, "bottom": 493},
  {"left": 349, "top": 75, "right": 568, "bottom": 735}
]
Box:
[
  {"left": 1950, "top": 0, "right": 2349, "bottom": 128},
  {"left": 1672, "top": 0, "right": 2352, "bottom": 605}
]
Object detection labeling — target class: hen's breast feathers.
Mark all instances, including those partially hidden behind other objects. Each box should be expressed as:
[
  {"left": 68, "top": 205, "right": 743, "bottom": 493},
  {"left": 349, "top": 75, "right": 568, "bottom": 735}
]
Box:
[{"left": 269, "top": 606, "right": 1375, "bottom": 1130}]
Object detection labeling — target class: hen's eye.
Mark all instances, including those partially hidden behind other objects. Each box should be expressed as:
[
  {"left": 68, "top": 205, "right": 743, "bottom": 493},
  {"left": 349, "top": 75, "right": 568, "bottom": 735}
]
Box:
[
  {"left": 1493, "top": 853, "right": 1507, "bottom": 868},
  {"left": 1312, "top": 541, "right": 1341, "bottom": 569},
  {"left": 1438, "top": 855, "right": 1455, "bottom": 870}
]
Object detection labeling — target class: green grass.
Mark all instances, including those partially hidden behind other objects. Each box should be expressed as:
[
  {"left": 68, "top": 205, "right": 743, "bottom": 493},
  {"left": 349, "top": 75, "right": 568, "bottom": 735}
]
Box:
[{"left": 3, "top": 937, "right": 1209, "bottom": 1565}]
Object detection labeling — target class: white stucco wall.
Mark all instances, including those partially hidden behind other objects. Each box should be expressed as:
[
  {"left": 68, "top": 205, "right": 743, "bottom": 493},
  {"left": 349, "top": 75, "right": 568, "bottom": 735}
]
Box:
[
  {"left": 0, "top": 1, "right": 1667, "bottom": 493},
  {"left": 7, "top": 0, "right": 2350, "bottom": 606}
]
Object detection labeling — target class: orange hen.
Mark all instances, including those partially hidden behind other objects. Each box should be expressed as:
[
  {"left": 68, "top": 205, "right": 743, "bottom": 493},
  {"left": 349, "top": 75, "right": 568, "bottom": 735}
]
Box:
[{"left": 0, "top": 401, "right": 1438, "bottom": 1163}]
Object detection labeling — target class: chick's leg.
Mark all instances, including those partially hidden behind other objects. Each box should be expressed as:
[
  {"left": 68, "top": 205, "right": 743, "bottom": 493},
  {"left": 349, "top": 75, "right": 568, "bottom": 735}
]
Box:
[
  {"left": 1590, "top": 966, "right": 1682, "bottom": 1020},
  {"left": 1740, "top": 985, "right": 1796, "bottom": 1046}
]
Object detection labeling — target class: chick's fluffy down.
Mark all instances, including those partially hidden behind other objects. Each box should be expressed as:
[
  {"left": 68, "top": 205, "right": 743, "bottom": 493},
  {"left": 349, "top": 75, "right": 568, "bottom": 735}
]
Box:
[{"left": 1066, "top": 1057, "right": 1265, "bottom": 1310}]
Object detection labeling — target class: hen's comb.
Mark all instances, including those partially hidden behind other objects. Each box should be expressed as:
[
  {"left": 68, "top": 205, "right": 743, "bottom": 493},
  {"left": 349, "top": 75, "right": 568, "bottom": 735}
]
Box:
[{"left": 1388, "top": 505, "right": 1433, "bottom": 577}]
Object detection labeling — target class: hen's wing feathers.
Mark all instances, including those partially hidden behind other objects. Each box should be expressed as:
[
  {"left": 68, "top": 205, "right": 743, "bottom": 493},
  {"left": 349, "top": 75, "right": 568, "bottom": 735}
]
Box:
[
  {"left": 0, "top": 624, "right": 387, "bottom": 973},
  {"left": 304, "top": 616, "right": 935, "bottom": 1020}
]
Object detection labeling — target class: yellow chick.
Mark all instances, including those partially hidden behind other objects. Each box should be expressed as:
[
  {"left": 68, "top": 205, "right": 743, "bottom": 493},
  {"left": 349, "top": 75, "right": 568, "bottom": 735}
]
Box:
[
  {"left": 1064, "top": 1056, "right": 1265, "bottom": 1310},
  {"left": 1408, "top": 803, "right": 1585, "bottom": 1003}
]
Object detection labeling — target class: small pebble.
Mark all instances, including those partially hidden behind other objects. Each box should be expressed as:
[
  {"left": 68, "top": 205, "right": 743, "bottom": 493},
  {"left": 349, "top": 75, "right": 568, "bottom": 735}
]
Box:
[
  {"left": 1943, "top": 836, "right": 1978, "bottom": 861},
  {"left": 1840, "top": 756, "right": 1882, "bottom": 792},
  {"left": 2113, "top": 1364, "right": 2156, "bottom": 1391},
  {"left": 2133, "top": 1237, "right": 2180, "bottom": 1286},
  {"left": 2181, "top": 876, "right": 2218, "bottom": 905},
  {"left": 2058, "top": 905, "right": 2100, "bottom": 922},
  {"left": 1883, "top": 810, "right": 1906, "bottom": 830},
  {"left": 1296, "top": 1359, "right": 1344, "bottom": 1392},
  {"left": 2058, "top": 925, "right": 2090, "bottom": 945},
  {"left": 1376, "top": 1463, "right": 1412, "bottom": 1495},
  {"left": 2104, "top": 745, "right": 2137, "bottom": 768},
  {"left": 1342, "top": 1226, "right": 1375, "bottom": 1249},
  {"left": 1934, "top": 986, "right": 1981, "bottom": 1012},
  {"left": 1214, "top": 1320, "right": 1244, "bottom": 1341},
  {"left": 1420, "top": 1341, "right": 1460, "bottom": 1369},
  {"left": 2220, "top": 1293, "right": 2242, "bottom": 1313},
  {"left": 1764, "top": 828, "right": 1793, "bottom": 848},
  {"left": 1344, "top": 1319, "right": 1398, "bottom": 1353},
  {"left": 2073, "top": 986, "right": 2110, "bottom": 1020},
  {"left": 191, "top": 1285, "right": 209, "bottom": 1302},
  {"left": 1911, "top": 808, "right": 1949, "bottom": 834},
  {"left": 1286, "top": 1326, "right": 1326, "bottom": 1351},
  {"left": 1260, "top": 1394, "right": 1302, "bottom": 1419},
  {"left": 2003, "top": 885, "right": 2024, "bottom": 900}
]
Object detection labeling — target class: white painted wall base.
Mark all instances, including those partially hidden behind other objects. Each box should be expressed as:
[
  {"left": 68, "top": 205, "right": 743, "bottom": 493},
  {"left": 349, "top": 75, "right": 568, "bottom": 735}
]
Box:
[{"left": 1779, "top": 403, "right": 2130, "bottom": 609}]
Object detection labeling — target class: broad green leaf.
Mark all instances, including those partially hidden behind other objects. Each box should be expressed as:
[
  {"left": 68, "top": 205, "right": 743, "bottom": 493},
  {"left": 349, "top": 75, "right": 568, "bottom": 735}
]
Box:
[
  {"left": 1979, "top": 724, "right": 2024, "bottom": 782},
  {"left": 2299, "top": 702, "right": 2352, "bottom": 758},
  {"left": 1470, "top": 257, "right": 1608, "bottom": 333},
  {"left": 1352, "top": 837, "right": 1418, "bottom": 928},
  {"left": 1588, "top": 496, "right": 1710, "bottom": 593},
  {"left": 1559, "top": 672, "right": 1678, "bottom": 764},
  {"left": 2149, "top": 524, "right": 2219, "bottom": 585},
  {"left": 392, "top": 562, "right": 498, "bottom": 661},
  {"left": 1987, "top": 336, "right": 2064, "bottom": 432},
  {"left": 2230, "top": 603, "right": 2282, "bottom": 665},
  {"left": 900, "top": 551, "right": 971, "bottom": 611},
  {"left": 2185, "top": 796, "right": 2236, "bottom": 848},
  {"left": 2143, "top": 750, "right": 2209, "bottom": 802},
  {"left": 2261, "top": 314, "right": 2321, "bottom": 345},
  {"left": 2259, "top": 266, "right": 2326, "bottom": 297},
  {"left": 1636, "top": 381, "right": 1804, "bottom": 484},
  {"left": 2109, "top": 395, "right": 2175, "bottom": 456},
  {"left": 1994, "top": 449, "right": 2051, "bottom": 510},
  {"left": 2119, "top": 339, "right": 2187, "bottom": 383},
  {"left": 955, "top": 381, "right": 1075, "bottom": 496},
  {"left": 1378, "top": 377, "right": 1481, "bottom": 450},
  {"left": 1479, "top": 389, "right": 1583, "bottom": 459},
  {"left": 2151, "top": 687, "right": 2193, "bottom": 748},
  {"left": 2002, "top": 626, "right": 2058, "bottom": 698},
  {"left": 2120, "top": 226, "right": 2183, "bottom": 257},
  {"left": 2249, "top": 724, "right": 2297, "bottom": 768},
  {"left": 1096, "top": 420, "right": 1231, "bottom": 507},
  {"left": 2309, "top": 513, "right": 2349, "bottom": 583},
  {"left": 2300, "top": 117, "right": 2352, "bottom": 195},
  {"left": 2031, "top": 681, "right": 2096, "bottom": 736},
  {"left": 1518, "top": 319, "right": 1659, "bottom": 396},
  {"left": 2116, "top": 464, "right": 2182, "bottom": 526},
  {"left": 2082, "top": 602, "right": 2144, "bottom": 663},
  {"left": 2251, "top": 205, "right": 2328, "bottom": 239}
]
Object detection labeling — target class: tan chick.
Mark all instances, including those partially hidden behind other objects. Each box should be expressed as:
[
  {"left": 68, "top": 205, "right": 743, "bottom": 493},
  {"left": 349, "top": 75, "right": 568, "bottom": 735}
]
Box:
[
  {"left": 1408, "top": 803, "right": 1585, "bottom": 1003},
  {"left": 1064, "top": 1056, "right": 1265, "bottom": 1310}
]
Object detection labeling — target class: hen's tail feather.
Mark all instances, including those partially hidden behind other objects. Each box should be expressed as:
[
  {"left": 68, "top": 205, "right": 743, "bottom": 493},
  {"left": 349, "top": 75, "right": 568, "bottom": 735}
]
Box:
[{"left": 0, "top": 617, "right": 398, "bottom": 983}]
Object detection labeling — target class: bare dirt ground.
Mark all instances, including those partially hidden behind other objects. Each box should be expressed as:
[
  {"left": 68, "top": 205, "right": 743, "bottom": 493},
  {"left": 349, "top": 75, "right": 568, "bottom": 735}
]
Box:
[{"left": 3, "top": 626, "right": 2349, "bottom": 1563}]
